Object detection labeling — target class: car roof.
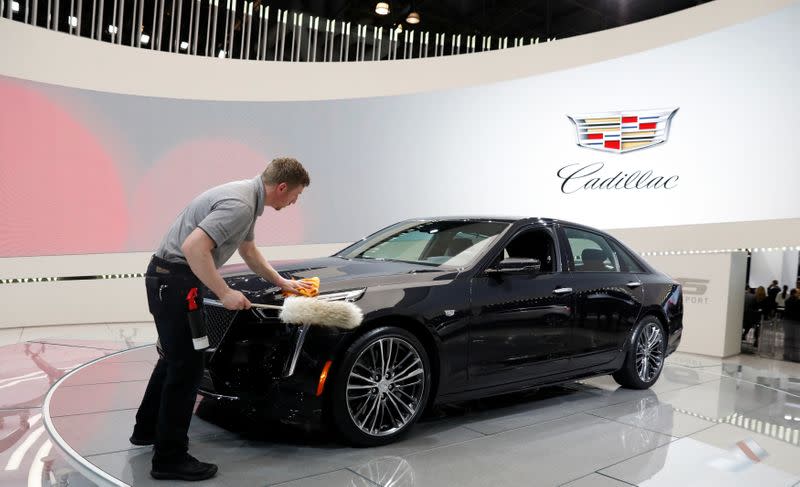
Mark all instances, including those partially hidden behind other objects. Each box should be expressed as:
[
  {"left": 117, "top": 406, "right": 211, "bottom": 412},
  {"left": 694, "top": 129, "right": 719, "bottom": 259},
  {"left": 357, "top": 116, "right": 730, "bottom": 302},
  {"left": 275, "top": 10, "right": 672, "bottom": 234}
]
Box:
[{"left": 406, "top": 216, "right": 597, "bottom": 231}]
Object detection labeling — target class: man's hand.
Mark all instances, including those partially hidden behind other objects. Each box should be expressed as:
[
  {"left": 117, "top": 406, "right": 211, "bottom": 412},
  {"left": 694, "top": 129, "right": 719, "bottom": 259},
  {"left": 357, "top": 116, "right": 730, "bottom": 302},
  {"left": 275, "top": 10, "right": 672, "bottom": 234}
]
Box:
[
  {"left": 278, "top": 277, "right": 315, "bottom": 294},
  {"left": 220, "top": 289, "right": 251, "bottom": 310},
  {"left": 238, "top": 241, "right": 315, "bottom": 296}
]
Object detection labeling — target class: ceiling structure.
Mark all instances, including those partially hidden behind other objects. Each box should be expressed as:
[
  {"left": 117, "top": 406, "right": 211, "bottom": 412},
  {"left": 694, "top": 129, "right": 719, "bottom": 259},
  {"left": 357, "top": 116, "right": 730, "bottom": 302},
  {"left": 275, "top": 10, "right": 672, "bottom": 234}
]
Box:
[
  {"left": 6, "top": 0, "right": 715, "bottom": 60},
  {"left": 276, "top": 0, "right": 714, "bottom": 39}
]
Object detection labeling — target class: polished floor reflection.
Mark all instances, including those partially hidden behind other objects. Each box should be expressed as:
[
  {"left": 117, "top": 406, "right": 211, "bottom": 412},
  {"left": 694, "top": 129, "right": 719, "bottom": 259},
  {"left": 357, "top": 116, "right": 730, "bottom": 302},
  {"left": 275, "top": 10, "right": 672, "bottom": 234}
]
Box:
[
  {"left": 2, "top": 323, "right": 800, "bottom": 486},
  {"left": 0, "top": 324, "right": 156, "bottom": 487}
]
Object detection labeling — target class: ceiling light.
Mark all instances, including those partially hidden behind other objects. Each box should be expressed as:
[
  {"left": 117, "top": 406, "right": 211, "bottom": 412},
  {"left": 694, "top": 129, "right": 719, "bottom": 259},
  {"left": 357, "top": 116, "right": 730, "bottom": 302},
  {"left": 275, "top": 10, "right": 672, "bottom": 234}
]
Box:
[
  {"left": 68, "top": 16, "right": 78, "bottom": 27},
  {"left": 108, "top": 25, "right": 118, "bottom": 34},
  {"left": 140, "top": 34, "right": 150, "bottom": 44},
  {"left": 406, "top": 11, "right": 420, "bottom": 24},
  {"left": 180, "top": 41, "right": 189, "bottom": 50},
  {"left": 12, "top": 1, "right": 20, "bottom": 13},
  {"left": 395, "top": 23, "right": 403, "bottom": 33},
  {"left": 375, "top": 2, "right": 389, "bottom": 15}
]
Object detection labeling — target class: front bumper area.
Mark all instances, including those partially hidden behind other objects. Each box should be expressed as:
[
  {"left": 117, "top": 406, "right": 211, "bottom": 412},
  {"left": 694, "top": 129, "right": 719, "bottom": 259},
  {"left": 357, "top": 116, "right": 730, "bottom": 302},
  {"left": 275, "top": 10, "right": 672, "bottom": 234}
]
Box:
[
  {"left": 198, "top": 372, "right": 326, "bottom": 428},
  {"left": 198, "top": 301, "right": 351, "bottom": 428}
]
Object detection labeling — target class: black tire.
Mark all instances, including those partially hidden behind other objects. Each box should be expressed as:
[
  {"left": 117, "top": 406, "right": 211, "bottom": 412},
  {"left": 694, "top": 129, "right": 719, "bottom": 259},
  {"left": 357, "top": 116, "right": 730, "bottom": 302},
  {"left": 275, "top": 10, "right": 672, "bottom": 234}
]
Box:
[
  {"left": 612, "top": 316, "right": 667, "bottom": 389},
  {"left": 330, "top": 326, "right": 431, "bottom": 447}
]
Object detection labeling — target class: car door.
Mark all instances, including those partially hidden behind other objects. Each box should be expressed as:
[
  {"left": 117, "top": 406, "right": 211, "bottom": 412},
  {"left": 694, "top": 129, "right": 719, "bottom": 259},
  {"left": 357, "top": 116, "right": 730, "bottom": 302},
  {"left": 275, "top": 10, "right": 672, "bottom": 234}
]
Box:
[
  {"left": 557, "top": 226, "right": 644, "bottom": 371},
  {"left": 468, "top": 225, "right": 576, "bottom": 389}
]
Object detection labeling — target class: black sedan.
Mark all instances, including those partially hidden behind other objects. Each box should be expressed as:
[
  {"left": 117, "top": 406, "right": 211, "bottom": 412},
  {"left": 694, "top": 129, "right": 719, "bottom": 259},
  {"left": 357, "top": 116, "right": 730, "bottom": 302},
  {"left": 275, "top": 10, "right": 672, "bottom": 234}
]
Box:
[{"left": 198, "top": 217, "right": 683, "bottom": 446}]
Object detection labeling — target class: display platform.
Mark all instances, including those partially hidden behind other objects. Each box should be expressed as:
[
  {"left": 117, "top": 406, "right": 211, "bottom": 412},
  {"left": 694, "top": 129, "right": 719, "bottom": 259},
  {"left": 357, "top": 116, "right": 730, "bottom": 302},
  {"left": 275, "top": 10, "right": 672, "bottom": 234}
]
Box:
[{"left": 42, "top": 345, "right": 800, "bottom": 487}]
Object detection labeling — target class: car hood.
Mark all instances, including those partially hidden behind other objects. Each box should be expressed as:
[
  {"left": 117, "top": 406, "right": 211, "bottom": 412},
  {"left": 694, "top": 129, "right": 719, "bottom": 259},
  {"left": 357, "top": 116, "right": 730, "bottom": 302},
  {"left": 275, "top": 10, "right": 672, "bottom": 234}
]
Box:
[{"left": 214, "top": 256, "right": 457, "bottom": 304}]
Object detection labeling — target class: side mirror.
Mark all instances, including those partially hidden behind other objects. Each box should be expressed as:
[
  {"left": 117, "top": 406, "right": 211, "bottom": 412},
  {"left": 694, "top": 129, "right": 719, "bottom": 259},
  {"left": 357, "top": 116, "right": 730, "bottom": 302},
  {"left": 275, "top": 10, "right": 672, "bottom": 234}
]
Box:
[{"left": 488, "top": 258, "right": 541, "bottom": 274}]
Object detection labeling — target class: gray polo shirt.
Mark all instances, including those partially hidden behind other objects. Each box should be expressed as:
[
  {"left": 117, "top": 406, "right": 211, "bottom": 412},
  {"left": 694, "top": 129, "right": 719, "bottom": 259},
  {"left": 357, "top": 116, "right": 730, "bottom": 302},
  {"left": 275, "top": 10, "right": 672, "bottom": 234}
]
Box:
[{"left": 155, "top": 175, "right": 265, "bottom": 268}]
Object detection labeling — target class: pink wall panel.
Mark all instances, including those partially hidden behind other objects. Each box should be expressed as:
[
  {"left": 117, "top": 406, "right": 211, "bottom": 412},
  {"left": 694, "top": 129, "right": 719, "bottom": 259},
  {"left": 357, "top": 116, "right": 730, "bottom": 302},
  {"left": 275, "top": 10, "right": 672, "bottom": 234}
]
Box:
[{"left": 0, "top": 78, "right": 129, "bottom": 256}]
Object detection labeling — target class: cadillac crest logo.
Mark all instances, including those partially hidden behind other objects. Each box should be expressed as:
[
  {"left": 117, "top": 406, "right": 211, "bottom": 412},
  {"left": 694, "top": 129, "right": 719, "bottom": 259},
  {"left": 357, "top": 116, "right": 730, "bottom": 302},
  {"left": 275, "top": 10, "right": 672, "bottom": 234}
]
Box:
[{"left": 567, "top": 108, "right": 679, "bottom": 154}]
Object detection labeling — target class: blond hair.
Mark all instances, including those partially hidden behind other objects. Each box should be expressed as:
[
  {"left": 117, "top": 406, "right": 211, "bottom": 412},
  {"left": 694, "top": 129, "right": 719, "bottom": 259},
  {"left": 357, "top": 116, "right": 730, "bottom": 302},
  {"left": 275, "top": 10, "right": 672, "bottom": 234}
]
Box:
[{"left": 261, "top": 157, "right": 310, "bottom": 187}]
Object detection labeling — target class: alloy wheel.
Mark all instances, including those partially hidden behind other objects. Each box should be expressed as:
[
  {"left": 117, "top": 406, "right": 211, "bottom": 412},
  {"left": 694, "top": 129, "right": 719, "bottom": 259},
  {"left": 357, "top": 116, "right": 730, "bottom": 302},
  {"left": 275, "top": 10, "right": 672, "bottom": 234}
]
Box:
[
  {"left": 346, "top": 337, "right": 426, "bottom": 437},
  {"left": 635, "top": 322, "right": 664, "bottom": 383}
]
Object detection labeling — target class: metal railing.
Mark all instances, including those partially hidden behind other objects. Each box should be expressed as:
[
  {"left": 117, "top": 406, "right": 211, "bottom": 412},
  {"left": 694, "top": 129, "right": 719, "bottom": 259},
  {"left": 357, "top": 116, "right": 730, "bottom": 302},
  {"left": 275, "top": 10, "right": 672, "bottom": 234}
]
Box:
[{"left": 2, "top": 0, "right": 556, "bottom": 62}]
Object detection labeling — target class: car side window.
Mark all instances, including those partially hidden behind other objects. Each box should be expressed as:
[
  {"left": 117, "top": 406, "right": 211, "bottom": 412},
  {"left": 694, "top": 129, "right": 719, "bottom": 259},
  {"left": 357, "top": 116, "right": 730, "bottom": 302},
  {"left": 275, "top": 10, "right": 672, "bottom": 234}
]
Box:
[
  {"left": 564, "top": 228, "right": 619, "bottom": 272},
  {"left": 497, "top": 229, "right": 557, "bottom": 272},
  {"left": 608, "top": 239, "right": 645, "bottom": 273}
]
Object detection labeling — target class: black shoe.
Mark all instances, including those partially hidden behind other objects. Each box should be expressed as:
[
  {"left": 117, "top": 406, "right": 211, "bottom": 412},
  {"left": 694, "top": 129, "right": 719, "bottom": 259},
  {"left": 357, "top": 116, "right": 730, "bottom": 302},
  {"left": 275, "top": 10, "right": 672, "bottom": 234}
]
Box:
[
  {"left": 151, "top": 454, "right": 218, "bottom": 481},
  {"left": 129, "top": 433, "right": 155, "bottom": 446}
]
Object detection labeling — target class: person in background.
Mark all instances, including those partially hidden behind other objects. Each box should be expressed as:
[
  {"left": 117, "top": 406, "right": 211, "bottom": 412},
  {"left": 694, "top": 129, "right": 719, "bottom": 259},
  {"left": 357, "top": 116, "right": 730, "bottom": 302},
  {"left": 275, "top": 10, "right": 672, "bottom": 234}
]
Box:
[
  {"left": 767, "top": 280, "right": 781, "bottom": 317},
  {"left": 776, "top": 284, "right": 789, "bottom": 317},
  {"left": 742, "top": 285, "right": 758, "bottom": 342},
  {"left": 783, "top": 288, "right": 799, "bottom": 362},
  {"left": 749, "top": 286, "right": 769, "bottom": 347},
  {"left": 744, "top": 286, "right": 766, "bottom": 346}
]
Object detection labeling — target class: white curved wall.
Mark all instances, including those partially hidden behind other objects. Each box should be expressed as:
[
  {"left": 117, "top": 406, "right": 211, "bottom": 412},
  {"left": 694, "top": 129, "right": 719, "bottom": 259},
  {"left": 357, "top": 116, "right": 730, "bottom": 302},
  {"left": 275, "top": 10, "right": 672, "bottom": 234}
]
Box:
[
  {"left": 0, "top": 0, "right": 794, "bottom": 101},
  {"left": 1, "top": 0, "right": 799, "bottom": 328},
  {"left": 3, "top": 0, "right": 800, "bottom": 254},
  {"left": 0, "top": 244, "right": 345, "bottom": 328}
]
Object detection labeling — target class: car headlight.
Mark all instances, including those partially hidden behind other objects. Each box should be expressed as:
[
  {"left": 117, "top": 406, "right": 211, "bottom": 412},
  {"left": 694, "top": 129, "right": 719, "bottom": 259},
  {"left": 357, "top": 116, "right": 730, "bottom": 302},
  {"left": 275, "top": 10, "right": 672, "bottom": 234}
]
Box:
[{"left": 315, "top": 288, "right": 366, "bottom": 302}]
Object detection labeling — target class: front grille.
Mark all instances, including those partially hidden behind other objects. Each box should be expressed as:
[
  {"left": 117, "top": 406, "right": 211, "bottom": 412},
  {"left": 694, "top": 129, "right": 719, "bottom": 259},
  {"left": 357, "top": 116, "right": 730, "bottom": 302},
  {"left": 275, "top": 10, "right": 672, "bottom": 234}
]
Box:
[{"left": 204, "top": 305, "right": 238, "bottom": 348}]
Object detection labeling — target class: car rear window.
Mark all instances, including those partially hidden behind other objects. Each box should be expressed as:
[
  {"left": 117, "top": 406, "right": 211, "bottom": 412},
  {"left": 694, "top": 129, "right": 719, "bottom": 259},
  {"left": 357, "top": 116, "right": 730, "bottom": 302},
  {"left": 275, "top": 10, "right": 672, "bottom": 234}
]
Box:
[{"left": 564, "top": 227, "right": 619, "bottom": 272}]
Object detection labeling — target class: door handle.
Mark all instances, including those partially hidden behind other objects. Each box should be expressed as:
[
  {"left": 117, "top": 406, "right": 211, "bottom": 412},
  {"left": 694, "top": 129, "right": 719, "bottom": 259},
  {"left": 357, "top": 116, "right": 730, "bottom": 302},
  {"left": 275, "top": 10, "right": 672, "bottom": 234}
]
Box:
[
  {"left": 626, "top": 281, "right": 642, "bottom": 288},
  {"left": 553, "top": 287, "right": 573, "bottom": 295}
]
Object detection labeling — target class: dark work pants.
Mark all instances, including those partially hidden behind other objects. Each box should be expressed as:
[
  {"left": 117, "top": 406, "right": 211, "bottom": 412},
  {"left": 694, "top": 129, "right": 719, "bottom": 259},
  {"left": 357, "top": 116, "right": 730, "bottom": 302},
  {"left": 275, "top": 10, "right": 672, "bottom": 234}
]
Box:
[{"left": 134, "top": 257, "right": 204, "bottom": 464}]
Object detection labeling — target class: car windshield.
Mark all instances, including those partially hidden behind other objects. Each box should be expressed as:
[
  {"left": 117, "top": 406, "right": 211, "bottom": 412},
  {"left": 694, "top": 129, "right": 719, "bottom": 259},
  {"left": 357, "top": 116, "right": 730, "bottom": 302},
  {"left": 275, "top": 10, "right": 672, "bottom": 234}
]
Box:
[{"left": 336, "top": 220, "right": 511, "bottom": 268}]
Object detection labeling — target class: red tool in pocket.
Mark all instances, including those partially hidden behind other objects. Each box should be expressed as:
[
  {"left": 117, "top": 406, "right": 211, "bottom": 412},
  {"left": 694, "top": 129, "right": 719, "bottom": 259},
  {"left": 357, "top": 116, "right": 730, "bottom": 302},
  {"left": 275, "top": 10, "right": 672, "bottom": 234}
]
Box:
[{"left": 186, "top": 287, "right": 209, "bottom": 350}]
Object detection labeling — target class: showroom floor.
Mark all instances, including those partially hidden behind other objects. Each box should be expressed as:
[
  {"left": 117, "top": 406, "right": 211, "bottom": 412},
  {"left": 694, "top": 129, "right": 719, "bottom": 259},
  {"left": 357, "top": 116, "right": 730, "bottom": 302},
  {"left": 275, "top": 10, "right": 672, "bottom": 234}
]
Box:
[{"left": 1, "top": 324, "right": 800, "bottom": 487}]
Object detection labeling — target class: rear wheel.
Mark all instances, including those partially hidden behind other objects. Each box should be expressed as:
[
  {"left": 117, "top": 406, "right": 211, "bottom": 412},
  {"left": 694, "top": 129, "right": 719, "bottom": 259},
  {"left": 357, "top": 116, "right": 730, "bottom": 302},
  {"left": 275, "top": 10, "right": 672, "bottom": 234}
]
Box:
[
  {"left": 330, "top": 326, "right": 431, "bottom": 446},
  {"left": 613, "top": 316, "right": 666, "bottom": 389}
]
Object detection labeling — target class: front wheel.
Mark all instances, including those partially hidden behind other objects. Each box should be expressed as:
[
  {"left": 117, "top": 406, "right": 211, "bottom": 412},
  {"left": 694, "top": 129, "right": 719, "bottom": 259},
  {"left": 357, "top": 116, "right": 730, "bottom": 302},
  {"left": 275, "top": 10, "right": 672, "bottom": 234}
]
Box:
[
  {"left": 613, "top": 316, "right": 666, "bottom": 389},
  {"left": 330, "top": 326, "right": 431, "bottom": 447}
]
